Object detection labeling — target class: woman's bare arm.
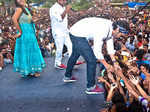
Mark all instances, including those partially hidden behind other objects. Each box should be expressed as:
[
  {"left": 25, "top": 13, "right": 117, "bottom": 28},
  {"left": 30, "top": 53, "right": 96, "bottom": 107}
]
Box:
[{"left": 12, "top": 7, "right": 22, "bottom": 38}]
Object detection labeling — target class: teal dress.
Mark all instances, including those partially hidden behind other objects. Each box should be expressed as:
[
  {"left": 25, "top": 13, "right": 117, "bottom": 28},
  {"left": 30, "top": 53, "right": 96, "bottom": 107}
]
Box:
[{"left": 13, "top": 8, "right": 46, "bottom": 77}]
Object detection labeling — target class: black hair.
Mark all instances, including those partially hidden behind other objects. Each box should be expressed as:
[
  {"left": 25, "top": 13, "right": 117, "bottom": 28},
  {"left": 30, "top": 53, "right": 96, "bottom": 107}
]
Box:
[
  {"left": 112, "top": 20, "right": 130, "bottom": 32},
  {"left": 144, "top": 37, "right": 149, "bottom": 43},
  {"left": 137, "top": 34, "right": 143, "bottom": 39},
  {"left": 112, "top": 91, "right": 125, "bottom": 104},
  {"left": 135, "top": 49, "right": 146, "bottom": 60},
  {"left": 14, "top": 0, "right": 31, "bottom": 16},
  {"left": 115, "top": 102, "right": 127, "bottom": 112},
  {"left": 110, "top": 91, "right": 127, "bottom": 112},
  {"left": 112, "top": 22, "right": 118, "bottom": 30},
  {"left": 143, "top": 44, "right": 148, "bottom": 48},
  {"left": 140, "top": 63, "right": 150, "bottom": 72},
  {"left": 128, "top": 99, "right": 145, "bottom": 112}
]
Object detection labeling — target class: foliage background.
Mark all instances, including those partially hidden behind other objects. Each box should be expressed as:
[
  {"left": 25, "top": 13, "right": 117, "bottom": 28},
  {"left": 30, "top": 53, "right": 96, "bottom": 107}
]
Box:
[{"left": 0, "top": 0, "right": 150, "bottom": 10}]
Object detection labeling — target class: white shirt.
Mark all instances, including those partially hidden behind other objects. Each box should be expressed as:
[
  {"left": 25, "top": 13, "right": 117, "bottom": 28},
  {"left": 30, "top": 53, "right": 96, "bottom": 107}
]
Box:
[
  {"left": 70, "top": 17, "right": 115, "bottom": 59},
  {"left": 50, "top": 2, "right": 68, "bottom": 36}
]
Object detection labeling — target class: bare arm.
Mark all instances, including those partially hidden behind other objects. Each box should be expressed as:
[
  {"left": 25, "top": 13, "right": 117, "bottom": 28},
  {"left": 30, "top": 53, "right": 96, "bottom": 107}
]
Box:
[
  {"left": 106, "top": 83, "right": 117, "bottom": 102},
  {"left": 12, "top": 8, "right": 22, "bottom": 38},
  {"left": 98, "top": 76, "right": 111, "bottom": 88},
  {"left": 115, "top": 69, "right": 140, "bottom": 97},
  {"left": 116, "top": 76, "right": 127, "bottom": 102},
  {"left": 61, "top": 5, "right": 71, "bottom": 20},
  {"left": 136, "top": 84, "right": 150, "bottom": 101},
  {"left": 129, "top": 75, "right": 150, "bottom": 102}
]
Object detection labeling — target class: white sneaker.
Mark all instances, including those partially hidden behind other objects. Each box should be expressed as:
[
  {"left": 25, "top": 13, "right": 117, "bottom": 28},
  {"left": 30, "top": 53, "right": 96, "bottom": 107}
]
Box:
[{"left": 0, "top": 67, "right": 2, "bottom": 71}]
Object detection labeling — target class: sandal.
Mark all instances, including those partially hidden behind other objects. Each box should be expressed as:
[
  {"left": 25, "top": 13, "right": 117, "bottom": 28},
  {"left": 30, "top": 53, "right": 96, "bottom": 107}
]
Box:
[{"left": 34, "top": 73, "right": 40, "bottom": 77}]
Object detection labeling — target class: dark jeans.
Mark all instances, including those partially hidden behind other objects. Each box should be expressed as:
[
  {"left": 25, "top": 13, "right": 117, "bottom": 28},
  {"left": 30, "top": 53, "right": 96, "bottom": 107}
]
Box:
[{"left": 65, "top": 33, "right": 96, "bottom": 88}]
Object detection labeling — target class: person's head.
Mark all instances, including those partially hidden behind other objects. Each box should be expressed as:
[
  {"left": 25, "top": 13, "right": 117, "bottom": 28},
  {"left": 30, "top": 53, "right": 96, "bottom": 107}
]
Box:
[
  {"left": 112, "top": 91, "right": 126, "bottom": 104},
  {"left": 140, "top": 63, "right": 149, "bottom": 73},
  {"left": 143, "top": 37, "right": 149, "bottom": 46},
  {"left": 15, "top": 0, "right": 26, "bottom": 7},
  {"left": 143, "top": 44, "right": 148, "bottom": 53},
  {"left": 0, "top": 39, "right": 9, "bottom": 48},
  {"left": 111, "top": 91, "right": 127, "bottom": 112},
  {"left": 15, "top": 0, "right": 28, "bottom": 15},
  {"left": 130, "top": 36, "right": 135, "bottom": 44},
  {"left": 112, "top": 20, "right": 130, "bottom": 39},
  {"left": 137, "top": 34, "right": 143, "bottom": 42},
  {"left": 121, "top": 37, "right": 127, "bottom": 44},
  {"left": 115, "top": 102, "right": 127, "bottom": 112},
  {"left": 128, "top": 99, "right": 145, "bottom": 112},
  {"left": 57, "top": 0, "right": 67, "bottom": 6}
]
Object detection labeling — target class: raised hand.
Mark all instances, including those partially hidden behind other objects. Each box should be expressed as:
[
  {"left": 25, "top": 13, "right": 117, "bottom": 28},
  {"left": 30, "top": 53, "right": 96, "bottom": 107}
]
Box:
[
  {"left": 129, "top": 75, "right": 139, "bottom": 85},
  {"left": 110, "top": 82, "right": 117, "bottom": 90},
  {"left": 108, "top": 72, "right": 115, "bottom": 82}
]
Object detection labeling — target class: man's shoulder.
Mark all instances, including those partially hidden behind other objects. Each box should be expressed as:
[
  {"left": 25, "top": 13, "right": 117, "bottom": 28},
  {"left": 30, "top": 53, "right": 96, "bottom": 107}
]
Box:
[
  {"left": 50, "top": 2, "right": 59, "bottom": 9},
  {"left": 80, "top": 17, "right": 112, "bottom": 24}
]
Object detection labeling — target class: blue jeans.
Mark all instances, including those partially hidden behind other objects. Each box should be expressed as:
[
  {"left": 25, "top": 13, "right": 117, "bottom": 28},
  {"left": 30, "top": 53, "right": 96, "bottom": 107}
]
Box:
[{"left": 65, "top": 34, "right": 96, "bottom": 88}]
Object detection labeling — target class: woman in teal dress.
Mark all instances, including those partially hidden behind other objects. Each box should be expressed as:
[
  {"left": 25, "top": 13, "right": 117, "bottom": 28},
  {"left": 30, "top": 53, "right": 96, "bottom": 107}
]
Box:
[{"left": 10, "top": 0, "right": 46, "bottom": 77}]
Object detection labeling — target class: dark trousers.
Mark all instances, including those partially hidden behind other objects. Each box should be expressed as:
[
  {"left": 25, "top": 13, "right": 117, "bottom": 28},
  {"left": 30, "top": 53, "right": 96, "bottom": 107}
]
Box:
[{"left": 65, "top": 34, "right": 96, "bottom": 88}]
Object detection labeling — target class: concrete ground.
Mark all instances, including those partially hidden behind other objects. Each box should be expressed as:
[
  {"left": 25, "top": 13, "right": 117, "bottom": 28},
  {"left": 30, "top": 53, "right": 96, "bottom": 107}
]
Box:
[{"left": 0, "top": 57, "right": 105, "bottom": 112}]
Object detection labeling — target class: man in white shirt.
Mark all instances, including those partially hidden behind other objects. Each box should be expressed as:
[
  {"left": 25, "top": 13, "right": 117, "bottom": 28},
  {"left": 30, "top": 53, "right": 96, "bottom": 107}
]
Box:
[
  {"left": 63, "top": 17, "right": 130, "bottom": 94},
  {"left": 50, "top": 0, "right": 72, "bottom": 69}
]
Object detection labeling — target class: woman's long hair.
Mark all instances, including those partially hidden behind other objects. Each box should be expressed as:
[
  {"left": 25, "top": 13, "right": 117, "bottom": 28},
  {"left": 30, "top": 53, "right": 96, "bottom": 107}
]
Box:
[{"left": 14, "top": 0, "right": 29, "bottom": 15}]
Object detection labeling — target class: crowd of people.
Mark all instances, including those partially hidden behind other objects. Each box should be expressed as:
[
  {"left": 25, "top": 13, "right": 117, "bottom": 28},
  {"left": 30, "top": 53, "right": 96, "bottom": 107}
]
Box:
[{"left": 0, "top": 0, "right": 150, "bottom": 111}]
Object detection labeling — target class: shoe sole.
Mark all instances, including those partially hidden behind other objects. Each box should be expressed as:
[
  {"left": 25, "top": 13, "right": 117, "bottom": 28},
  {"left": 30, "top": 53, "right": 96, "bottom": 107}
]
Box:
[
  {"left": 63, "top": 79, "right": 77, "bottom": 83},
  {"left": 55, "top": 66, "right": 66, "bottom": 70},
  {"left": 85, "top": 91, "right": 104, "bottom": 95}
]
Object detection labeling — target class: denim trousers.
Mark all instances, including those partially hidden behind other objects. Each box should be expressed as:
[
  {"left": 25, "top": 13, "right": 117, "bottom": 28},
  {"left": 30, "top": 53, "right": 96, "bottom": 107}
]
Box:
[{"left": 65, "top": 33, "right": 96, "bottom": 88}]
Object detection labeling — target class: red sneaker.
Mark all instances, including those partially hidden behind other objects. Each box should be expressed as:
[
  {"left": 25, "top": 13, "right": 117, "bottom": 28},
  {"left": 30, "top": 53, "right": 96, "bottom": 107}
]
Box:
[
  {"left": 85, "top": 85, "right": 104, "bottom": 94},
  {"left": 75, "top": 61, "right": 85, "bottom": 65},
  {"left": 55, "top": 64, "right": 67, "bottom": 69}
]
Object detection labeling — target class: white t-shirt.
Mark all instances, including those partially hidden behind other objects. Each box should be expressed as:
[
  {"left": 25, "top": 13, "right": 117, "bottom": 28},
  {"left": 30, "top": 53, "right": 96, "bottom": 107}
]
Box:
[
  {"left": 69, "top": 17, "right": 115, "bottom": 60},
  {"left": 50, "top": 2, "right": 68, "bottom": 36}
]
